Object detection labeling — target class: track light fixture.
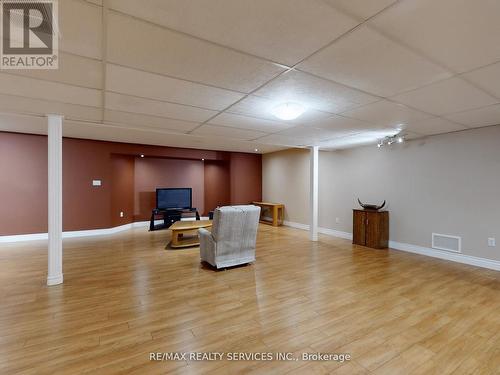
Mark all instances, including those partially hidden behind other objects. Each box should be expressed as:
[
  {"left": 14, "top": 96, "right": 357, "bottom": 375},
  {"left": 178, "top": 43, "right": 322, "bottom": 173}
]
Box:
[{"left": 377, "top": 133, "right": 406, "bottom": 148}]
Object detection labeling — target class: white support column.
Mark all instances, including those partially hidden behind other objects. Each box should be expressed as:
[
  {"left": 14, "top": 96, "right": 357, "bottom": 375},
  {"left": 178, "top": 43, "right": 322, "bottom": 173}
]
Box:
[
  {"left": 47, "top": 114, "right": 63, "bottom": 286},
  {"left": 310, "top": 146, "right": 319, "bottom": 242}
]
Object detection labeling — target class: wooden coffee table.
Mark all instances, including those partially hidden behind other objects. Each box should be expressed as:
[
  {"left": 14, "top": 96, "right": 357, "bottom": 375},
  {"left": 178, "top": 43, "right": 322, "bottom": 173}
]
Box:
[{"left": 168, "top": 220, "right": 212, "bottom": 248}]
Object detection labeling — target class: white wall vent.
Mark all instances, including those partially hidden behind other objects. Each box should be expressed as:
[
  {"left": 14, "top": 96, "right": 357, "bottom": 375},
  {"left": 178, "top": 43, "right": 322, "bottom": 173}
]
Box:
[{"left": 432, "top": 233, "right": 462, "bottom": 253}]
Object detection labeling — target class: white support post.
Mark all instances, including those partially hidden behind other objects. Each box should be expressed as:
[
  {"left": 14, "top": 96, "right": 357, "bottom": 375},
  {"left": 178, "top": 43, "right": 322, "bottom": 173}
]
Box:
[
  {"left": 310, "top": 146, "right": 319, "bottom": 242},
  {"left": 47, "top": 114, "right": 63, "bottom": 286}
]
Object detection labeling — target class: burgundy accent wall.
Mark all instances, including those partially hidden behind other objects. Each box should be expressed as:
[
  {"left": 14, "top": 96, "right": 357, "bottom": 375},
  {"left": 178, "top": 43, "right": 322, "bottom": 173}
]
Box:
[
  {"left": 0, "top": 133, "right": 48, "bottom": 235},
  {"left": 204, "top": 161, "right": 230, "bottom": 215},
  {"left": 110, "top": 155, "right": 135, "bottom": 227},
  {"left": 230, "top": 153, "right": 262, "bottom": 205},
  {"left": 0, "top": 131, "right": 262, "bottom": 236},
  {"left": 134, "top": 158, "right": 204, "bottom": 221},
  {"left": 63, "top": 138, "right": 111, "bottom": 231}
]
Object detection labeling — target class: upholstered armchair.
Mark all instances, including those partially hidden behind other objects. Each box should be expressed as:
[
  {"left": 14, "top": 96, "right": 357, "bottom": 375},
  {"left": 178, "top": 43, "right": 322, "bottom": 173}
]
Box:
[{"left": 199, "top": 205, "right": 261, "bottom": 269}]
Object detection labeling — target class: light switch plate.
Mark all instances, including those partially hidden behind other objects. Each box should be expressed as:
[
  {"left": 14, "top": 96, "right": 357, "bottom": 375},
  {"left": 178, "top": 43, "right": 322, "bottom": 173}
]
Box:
[{"left": 92, "top": 180, "right": 102, "bottom": 187}]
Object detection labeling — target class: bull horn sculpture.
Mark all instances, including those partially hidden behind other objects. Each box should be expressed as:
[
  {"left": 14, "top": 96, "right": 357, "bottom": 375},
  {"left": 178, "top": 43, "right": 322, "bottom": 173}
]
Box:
[{"left": 357, "top": 198, "right": 386, "bottom": 211}]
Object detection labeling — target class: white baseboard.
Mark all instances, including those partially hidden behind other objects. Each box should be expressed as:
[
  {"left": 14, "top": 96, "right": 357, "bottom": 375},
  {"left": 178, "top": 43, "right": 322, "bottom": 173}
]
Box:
[
  {"left": 388, "top": 240, "right": 500, "bottom": 271},
  {"left": 0, "top": 221, "right": 151, "bottom": 243},
  {"left": 282, "top": 221, "right": 352, "bottom": 239},
  {"left": 283, "top": 220, "right": 309, "bottom": 231},
  {"left": 318, "top": 227, "right": 353, "bottom": 240},
  {"left": 282, "top": 220, "right": 500, "bottom": 272},
  {"left": 0, "top": 232, "right": 49, "bottom": 243},
  {"left": 3, "top": 218, "right": 499, "bottom": 272}
]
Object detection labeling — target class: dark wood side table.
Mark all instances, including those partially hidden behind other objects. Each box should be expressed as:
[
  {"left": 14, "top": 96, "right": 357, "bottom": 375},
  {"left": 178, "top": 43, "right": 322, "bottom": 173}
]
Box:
[{"left": 353, "top": 209, "right": 389, "bottom": 249}]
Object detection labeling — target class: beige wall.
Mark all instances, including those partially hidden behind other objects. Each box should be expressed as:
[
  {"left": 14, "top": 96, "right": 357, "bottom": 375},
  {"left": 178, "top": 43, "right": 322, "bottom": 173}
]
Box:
[
  {"left": 263, "top": 125, "right": 500, "bottom": 262},
  {"left": 262, "top": 148, "right": 310, "bottom": 224}
]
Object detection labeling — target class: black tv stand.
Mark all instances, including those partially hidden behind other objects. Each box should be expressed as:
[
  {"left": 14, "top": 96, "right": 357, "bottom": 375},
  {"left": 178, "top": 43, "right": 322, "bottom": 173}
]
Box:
[{"left": 149, "top": 208, "right": 200, "bottom": 231}]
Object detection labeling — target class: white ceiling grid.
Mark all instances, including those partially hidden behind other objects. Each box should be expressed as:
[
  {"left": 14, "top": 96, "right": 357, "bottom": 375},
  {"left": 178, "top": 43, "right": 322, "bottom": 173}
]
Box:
[{"left": 0, "top": 0, "right": 499, "bottom": 152}]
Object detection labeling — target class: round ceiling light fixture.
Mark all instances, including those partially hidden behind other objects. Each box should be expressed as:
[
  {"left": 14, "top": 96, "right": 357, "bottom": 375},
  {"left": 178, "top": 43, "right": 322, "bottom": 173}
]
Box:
[{"left": 271, "top": 102, "right": 305, "bottom": 121}]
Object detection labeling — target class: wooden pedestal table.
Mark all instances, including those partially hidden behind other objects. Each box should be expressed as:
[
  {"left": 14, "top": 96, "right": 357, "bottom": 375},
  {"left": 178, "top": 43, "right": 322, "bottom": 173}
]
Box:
[
  {"left": 252, "top": 202, "right": 284, "bottom": 227},
  {"left": 168, "top": 220, "right": 212, "bottom": 248}
]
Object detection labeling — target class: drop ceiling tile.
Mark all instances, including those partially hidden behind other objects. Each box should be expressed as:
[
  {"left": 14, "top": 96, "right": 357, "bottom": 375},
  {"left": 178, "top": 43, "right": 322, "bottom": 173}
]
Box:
[
  {"left": 60, "top": 0, "right": 102, "bottom": 59},
  {"left": 208, "top": 113, "right": 292, "bottom": 133},
  {"left": 183, "top": 135, "right": 286, "bottom": 153},
  {"left": 0, "top": 108, "right": 277, "bottom": 154},
  {"left": 190, "top": 124, "right": 267, "bottom": 140},
  {"left": 105, "top": 92, "right": 217, "bottom": 123},
  {"left": 324, "top": 0, "right": 397, "bottom": 20},
  {"left": 318, "top": 128, "right": 403, "bottom": 149},
  {"left": 404, "top": 117, "right": 467, "bottom": 136},
  {"left": 340, "top": 100, "right": 431, "bottom": 128},
  {"left": 444, "top": 104, "right": 500, "bottom": 129},
  {"left": 391, "top": 77, "right": 498, "bottom": 116},
  {"left": 250, "top": 144, "right": 288, "bottom": 154},
  {"left": 173, "top": 134, "right": 276, "bottom": 153},
  {"left": 108, "top": 0, "right": 358, "bottom": 66},
  {"left": 318, "top": 135, "right": 375, "bottom": 150},
  {"left": 107, "top": 12, "right": 285, "bottom": 93},
  {"left": 0, "top": 93, "right": 102, "bottom": 122},
  {"left": 64, "top": 121, "right": 283, "bottom": 153},
  {"left": 106, "top": 64, "right": 244, "bottom": 111},
  {"left": 0, "top": 113, "right": 47, "bottom": 135},
  {"left": 6, "top": 53, "right": 102, "bottom": 89},
  {"left": 318, "top": 137, "right": 374, "bottom": 150},
  {"left": 256, "top": 134, "right": 308, "bottom": 147},
  {"left": 371, "top": 0, "right": 500, "bottom": 73},
  {"left": 276, "top": 126, "right": 340, "bottom": 143},
  {"left": 104, "top": 110, "right": 199, "bottom": 133},
  {"left": 462, "top": 62, "right": 500, "bottom": 100},
  {"left": 227, "top": 95, "right": 334, "bottom": 124},
  {"left": 299, "top": 25, "right": 451, "bottom": 97},
  {"left": 64, "top": 121, "right": 207, "bottom": 148},
  {"left": 254, "top": 70, "right": 379, "bottom": 114},
  {"left": 0, "top": 73, "right": 102, "bottom": 108},
  {"left": 402, "top": 132, "right": 422, "bottom": 140},
  {"left": 309, "top": 114, "right": 379, "bottom": 133}
]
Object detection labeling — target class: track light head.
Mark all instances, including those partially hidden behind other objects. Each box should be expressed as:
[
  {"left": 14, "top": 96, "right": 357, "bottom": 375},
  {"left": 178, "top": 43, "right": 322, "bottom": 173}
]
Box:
[{"left": 378, "top": 133, "right": 406, "bottom": 148}]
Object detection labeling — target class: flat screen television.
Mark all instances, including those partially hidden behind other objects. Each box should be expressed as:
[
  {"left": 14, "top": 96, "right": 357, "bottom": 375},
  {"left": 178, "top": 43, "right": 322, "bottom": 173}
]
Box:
[{"left": 156, "top": 188, "right": 192, "bottom": 210}]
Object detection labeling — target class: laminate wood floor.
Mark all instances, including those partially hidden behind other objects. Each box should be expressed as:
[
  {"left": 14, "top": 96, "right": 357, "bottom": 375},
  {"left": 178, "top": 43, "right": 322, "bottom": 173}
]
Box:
[{"left": 0, "top": 225, "right": 499, "bottom": 374}]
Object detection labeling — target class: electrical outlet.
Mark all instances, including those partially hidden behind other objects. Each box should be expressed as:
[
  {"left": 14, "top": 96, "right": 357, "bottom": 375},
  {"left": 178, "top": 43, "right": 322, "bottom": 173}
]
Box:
[
  {"left": 488, "top": 238, "right": 496, "bottom": 247},
  {"left": 120, "top": 211, "right": 124, "bottom": 218},
  {"left": 335, "top": 217, "right": 340, "bottom": 224}
]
